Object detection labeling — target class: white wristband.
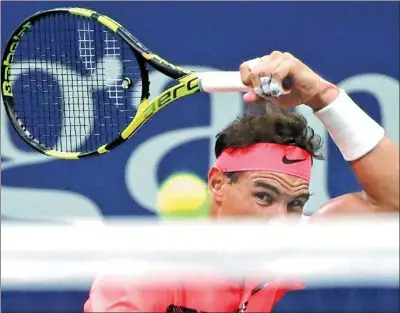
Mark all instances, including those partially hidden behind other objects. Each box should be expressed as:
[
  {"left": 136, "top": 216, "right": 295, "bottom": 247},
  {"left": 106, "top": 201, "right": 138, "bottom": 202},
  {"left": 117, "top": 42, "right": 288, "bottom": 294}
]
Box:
[{"left": 314, "top": 89, "right": 385, "bottom": 161}]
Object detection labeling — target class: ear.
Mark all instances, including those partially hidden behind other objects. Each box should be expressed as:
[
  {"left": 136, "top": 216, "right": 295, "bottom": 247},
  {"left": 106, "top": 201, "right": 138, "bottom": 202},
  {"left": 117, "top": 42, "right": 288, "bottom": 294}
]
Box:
[{"left": 207, "top": 167, "right": 228, "bottom": 202}]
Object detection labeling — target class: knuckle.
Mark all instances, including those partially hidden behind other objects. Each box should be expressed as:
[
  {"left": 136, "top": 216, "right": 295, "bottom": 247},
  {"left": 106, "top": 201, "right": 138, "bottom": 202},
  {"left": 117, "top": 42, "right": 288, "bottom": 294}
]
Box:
[
  {"left": 240, "top": 68, "right": 250, "bottom": 81},
  {"left": 239, "top": 62, "right": 248, "bottom": 71},
  {"left": 283, "top": 52, "right": 293, "bottom": 59},
  {"left": 270, "top": 50, "right": 283, "bottom": 57}
]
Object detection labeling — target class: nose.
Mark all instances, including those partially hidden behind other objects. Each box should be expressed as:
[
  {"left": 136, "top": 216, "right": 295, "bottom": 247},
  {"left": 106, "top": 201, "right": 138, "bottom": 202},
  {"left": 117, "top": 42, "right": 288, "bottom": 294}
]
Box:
[{"left": 268, "top": 203, "right": 289, "bottom": 220}]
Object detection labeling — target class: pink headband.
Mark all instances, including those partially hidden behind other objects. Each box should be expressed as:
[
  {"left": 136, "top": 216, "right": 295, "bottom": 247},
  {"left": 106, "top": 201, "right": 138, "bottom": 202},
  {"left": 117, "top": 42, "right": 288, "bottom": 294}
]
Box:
[{"left": 215, "top": 143, "right": 312, "bottom": 182}]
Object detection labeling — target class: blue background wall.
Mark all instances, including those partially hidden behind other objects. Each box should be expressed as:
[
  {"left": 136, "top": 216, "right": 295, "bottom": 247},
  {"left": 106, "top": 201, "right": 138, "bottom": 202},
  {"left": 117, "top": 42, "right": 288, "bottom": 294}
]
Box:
[{"left": 1, "top": 1, "right": 399, "bottom": 312}]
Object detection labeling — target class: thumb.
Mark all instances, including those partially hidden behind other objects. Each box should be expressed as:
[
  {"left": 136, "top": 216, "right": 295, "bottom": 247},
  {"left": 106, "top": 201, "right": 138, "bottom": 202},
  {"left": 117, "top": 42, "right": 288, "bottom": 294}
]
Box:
[{"left": 243, "top": 91, "right": 267, "bottom": 104}]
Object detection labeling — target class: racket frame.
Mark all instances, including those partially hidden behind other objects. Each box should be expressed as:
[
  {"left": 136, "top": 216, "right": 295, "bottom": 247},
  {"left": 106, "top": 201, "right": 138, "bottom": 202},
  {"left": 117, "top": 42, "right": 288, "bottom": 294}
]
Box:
[{"left": 1, "top": 7, "right": 204, "bottom": 159}]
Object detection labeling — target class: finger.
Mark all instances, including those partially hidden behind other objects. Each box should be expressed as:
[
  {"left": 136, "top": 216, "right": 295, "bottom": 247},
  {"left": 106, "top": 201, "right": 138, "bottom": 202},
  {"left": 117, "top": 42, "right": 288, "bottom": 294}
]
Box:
[
  {"left": 258, "top": 51, "right": 284, "bottom": 76},
  {"left": 250, "top": 52, "right": 284, "bottom": 95},
  {"left": 239, "top": 58, "right": 261, "bottom": 87},
  {"left": 249, "top": 70, "right": 262, "bottom": 90},
  {"left": 269, "top": 63, "right": 292, "bottom": 96},
  {"left": 239, "top": 62, "right": 252, "bottom": 87},
  {"left": 243, "top": 91, "right": 259, "bottom": 103},
  {"left": 243, "top": 91, "right": 263, "bottom": 104},
  {"left": 271, "top": 53, "right": 294, "bottom": 90}
]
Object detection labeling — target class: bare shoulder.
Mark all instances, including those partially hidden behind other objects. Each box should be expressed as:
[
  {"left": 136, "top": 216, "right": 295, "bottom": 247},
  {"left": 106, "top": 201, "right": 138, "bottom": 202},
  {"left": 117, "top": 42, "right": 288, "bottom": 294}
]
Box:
[{"left": 310, "top": 192, "right": 379, "bottom": 220}]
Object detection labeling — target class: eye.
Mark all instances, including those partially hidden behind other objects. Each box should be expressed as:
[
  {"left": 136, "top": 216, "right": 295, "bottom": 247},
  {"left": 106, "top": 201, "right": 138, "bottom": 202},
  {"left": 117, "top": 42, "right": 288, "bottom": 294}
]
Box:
[
  {"left": 254, "top": 192, "right": 274, "bottom": 204},
  {"left": 288, "top": 199, "right": 306, "bottom": 210},
  {"left": 289, "top": 200, "right": 302, "bottom": 207}
]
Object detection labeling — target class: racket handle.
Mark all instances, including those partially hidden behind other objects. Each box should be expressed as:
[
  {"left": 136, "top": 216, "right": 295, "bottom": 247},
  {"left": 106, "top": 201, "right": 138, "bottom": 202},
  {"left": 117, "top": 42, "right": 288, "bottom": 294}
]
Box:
[
  {"left": 197, "top": 71, "right": 250, "bottom": 93},
  {"left": 197, "top": 71, "right": 292, "bottom": 97}
]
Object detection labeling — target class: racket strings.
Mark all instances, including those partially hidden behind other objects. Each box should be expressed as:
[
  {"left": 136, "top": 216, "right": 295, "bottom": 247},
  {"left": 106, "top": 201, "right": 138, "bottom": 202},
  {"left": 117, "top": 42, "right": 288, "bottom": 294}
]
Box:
[{"left": 9, "top": 13, "right": 144, "bottom": 153}]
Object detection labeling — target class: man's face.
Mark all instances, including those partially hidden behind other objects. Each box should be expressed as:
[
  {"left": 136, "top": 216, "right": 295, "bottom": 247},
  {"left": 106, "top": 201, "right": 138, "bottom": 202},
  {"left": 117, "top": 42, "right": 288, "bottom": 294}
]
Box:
[{"left": 208, "top": 168, "right": 310, "bottom": 220}]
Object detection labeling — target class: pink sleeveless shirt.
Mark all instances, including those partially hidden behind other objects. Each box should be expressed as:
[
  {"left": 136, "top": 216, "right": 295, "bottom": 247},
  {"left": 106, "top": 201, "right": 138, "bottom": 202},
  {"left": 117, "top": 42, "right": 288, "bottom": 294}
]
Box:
[{"left": 84, "top": 275, "right": 303, "bottom": 312}]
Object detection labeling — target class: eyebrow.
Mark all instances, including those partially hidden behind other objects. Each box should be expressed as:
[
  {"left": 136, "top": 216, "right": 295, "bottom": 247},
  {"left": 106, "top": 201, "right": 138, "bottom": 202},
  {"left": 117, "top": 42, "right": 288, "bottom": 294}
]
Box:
[
  {"left": 253, "top": 181, "right": 310, "bottom": 200},
  {"left": 254, "top": 181, "right": 281, "bottom": 194}
]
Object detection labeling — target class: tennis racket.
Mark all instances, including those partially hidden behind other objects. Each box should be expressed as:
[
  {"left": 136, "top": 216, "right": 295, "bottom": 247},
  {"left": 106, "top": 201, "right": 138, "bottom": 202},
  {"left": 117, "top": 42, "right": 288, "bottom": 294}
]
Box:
[{"left": 1, "top": 7, "right": 292, "bottom": 160}]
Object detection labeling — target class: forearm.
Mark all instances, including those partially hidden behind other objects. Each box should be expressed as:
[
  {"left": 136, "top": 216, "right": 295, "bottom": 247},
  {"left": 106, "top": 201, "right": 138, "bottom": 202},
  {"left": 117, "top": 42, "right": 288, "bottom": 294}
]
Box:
[{"left": 308, "top": 83, "right": 399, "bottom": 211}]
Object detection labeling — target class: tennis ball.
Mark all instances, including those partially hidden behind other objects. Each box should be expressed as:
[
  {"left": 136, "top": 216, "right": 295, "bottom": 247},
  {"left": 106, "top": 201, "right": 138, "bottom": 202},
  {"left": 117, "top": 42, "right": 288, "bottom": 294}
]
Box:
[{"left": 156, "top": 172, "right": 210, "bottom": 219}]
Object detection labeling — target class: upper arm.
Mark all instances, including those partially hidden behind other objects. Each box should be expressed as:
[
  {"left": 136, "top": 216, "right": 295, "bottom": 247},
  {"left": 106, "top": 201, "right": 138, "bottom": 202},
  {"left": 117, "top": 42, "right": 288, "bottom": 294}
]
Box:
[{"left": 84, "top": 276, "right": 173, "bottom": 312}]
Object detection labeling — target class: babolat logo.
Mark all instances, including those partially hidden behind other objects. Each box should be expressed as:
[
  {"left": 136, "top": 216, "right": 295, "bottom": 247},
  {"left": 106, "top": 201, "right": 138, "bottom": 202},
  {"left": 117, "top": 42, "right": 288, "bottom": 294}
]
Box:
[
  {"left": 2, "top": 21, "right": 32, "bottom": 97},
  {"left": 143, "top": 76, "right": 200, "bottom": 119}
]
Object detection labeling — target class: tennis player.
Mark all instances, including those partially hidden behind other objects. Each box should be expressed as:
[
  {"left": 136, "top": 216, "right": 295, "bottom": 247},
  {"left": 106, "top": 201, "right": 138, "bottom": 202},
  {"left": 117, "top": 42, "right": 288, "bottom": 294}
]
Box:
[{"left": 84, "top": 51, "right": 399, "bottom": 312}]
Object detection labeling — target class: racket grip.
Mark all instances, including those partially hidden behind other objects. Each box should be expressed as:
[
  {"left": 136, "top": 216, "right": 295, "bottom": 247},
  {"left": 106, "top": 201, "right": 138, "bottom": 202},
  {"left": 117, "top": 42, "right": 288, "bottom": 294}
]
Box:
[
  {"left": 197, "top": 71, "right": 292, "bottom": 97},
  {"left": 197, "top": 71, "right": 250, "bottom": 93}
]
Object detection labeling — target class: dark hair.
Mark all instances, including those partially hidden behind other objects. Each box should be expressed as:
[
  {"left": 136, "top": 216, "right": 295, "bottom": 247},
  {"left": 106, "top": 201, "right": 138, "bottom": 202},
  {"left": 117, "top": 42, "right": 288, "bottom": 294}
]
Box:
[{"left": 214, "top": 106, "right": 324, "bottom": 182}]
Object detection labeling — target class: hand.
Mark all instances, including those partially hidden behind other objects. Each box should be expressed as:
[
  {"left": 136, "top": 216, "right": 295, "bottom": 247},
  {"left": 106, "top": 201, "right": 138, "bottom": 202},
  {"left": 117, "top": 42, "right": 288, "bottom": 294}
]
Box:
[{"left": 239, "top": 51, "right": 340, "bottom": 110}]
